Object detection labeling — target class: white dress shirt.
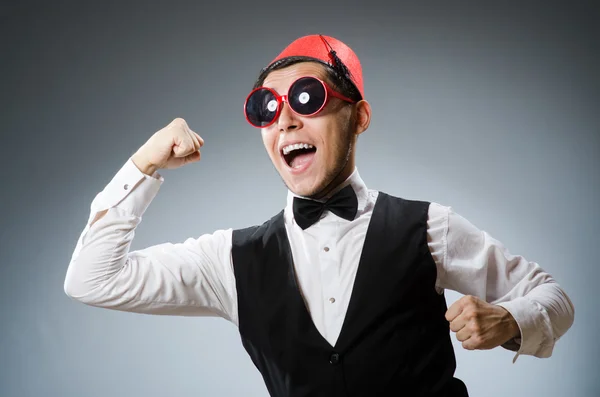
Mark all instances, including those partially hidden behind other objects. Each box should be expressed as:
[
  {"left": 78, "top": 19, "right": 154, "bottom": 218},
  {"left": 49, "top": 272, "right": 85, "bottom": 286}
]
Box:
[{"left": 64, "top": 157, "right": 574, "bottom": 363}]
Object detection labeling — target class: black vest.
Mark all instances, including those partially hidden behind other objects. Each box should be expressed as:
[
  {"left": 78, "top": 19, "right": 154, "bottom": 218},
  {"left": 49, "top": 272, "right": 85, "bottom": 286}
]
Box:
[{"left": 231, "top": 192, "right": 468, "bottom": 397}]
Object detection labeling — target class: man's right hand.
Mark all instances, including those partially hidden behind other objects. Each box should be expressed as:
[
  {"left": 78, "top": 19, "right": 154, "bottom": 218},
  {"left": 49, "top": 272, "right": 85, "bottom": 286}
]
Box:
[{"left": 132, "top": 118, "right": 204, "bottom": 176}]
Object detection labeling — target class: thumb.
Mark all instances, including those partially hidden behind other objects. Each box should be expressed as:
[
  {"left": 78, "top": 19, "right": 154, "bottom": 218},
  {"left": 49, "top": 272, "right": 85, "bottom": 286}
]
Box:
[
  {"left": 172, "top": 140, "right": 195, "bottom": 158},
  {"left": 445, "top": 299, "right": 464, "bottom": 323},
  {"left": 183, "top": 150, "right": 201, "bottom": 164}
]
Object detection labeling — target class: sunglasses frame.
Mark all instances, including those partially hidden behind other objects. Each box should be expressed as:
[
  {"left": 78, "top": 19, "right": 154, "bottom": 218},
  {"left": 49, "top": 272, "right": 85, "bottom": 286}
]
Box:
[{"left": 244, "top": 76, "right": 356, "bottom": 128}]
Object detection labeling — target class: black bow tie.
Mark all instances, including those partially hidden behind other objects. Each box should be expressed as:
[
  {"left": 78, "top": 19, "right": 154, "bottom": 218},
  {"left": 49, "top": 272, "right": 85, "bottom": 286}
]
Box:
[{"left": 292, "top": 184, "right": 358, "bottom": 230}]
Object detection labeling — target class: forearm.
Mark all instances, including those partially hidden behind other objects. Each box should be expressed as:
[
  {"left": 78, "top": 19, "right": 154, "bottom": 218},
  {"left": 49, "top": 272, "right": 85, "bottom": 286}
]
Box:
[
  {"left": 63, "top": 158, "right": 238, "bottom": 320},
  {"left": 496, "top": 279, "right": 574, "bottom": 358},
  {"left": 430, "top": 203, "right": 575, "bottom": 359},
  {"left": 64, "top": 158, "right": 163, "bottom": 303},
  {"left": 64, "top": 206, "right": 140, "bottom": 302},
  {"left": 86, "top": 153, "right": 156, "bottom": 227}
]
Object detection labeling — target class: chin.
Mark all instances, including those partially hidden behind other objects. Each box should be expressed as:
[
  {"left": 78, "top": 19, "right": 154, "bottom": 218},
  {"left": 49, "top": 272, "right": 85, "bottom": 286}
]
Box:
[{"left": 284, "top": 177, "right": 319, "bottom": 198}]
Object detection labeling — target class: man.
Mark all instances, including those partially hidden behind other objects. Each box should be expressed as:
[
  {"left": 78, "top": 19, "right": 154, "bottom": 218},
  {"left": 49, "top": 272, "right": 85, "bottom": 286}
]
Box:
[{"left": 64, "top": 35, "right": 574, "bottom": 396}]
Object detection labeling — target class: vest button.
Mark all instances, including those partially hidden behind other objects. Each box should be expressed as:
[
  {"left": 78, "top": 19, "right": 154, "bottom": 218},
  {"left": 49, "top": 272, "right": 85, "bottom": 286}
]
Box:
[{"left": 329, "top": 352, "right": 340, "bottom": 365}]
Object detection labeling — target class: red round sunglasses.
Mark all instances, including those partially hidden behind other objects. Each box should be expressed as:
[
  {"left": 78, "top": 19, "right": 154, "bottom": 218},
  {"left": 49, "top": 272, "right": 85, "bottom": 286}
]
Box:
[{"left": 244, "top": 76, "right": 356, "bottom": 128}]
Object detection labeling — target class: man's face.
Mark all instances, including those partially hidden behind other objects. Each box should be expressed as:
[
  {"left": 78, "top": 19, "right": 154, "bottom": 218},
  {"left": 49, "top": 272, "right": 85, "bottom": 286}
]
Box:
[{"left": 260, "top": 62, "right": 357, "bottom": 199}]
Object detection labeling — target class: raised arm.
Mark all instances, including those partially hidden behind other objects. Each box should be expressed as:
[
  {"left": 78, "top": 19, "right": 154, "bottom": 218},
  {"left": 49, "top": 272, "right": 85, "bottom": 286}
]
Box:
[
  {"left": 428, "top": 202, "right": 574, "bottom": 361},
  {"left": 63, "top": 119, "right": 239, "bottom": 324}
]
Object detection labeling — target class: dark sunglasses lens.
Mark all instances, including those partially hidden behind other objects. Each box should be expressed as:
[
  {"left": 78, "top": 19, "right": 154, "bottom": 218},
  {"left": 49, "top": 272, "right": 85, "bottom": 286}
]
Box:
[
  {"left": 289, "top": 77, "right": 326, "bottom": 115},
  {"left": 246, "top": 89, "right": 278, "bottom": 127}
]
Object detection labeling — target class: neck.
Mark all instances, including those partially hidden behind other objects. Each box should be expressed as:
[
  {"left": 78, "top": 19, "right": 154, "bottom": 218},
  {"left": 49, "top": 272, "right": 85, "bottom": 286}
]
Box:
[{"left": 310, "top": 156, "right": 355, "bottom": 201}]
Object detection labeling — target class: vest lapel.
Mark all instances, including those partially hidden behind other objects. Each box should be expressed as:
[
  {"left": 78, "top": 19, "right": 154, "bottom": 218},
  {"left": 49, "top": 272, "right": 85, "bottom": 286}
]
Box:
[
  {"left": 332, "top": 192, "right": 387, "bottom": 352},
  {"left": 272, "top": 213, "right": 336, "bottom": 351}
]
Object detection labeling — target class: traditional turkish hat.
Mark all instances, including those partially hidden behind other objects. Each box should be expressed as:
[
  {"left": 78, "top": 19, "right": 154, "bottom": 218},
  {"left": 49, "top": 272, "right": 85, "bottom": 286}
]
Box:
[{"left": 267, "top": 34, "right": 365, "bottom": 99}]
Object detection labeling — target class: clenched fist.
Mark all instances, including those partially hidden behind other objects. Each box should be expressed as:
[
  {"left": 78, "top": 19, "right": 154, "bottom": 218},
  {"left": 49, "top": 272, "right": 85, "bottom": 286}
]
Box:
[
  {"left": 132, "top": 118, "right": 204, "bottom": 176},
  {"left": 445, "top": 295, "right": 520, "bottom": 350}
]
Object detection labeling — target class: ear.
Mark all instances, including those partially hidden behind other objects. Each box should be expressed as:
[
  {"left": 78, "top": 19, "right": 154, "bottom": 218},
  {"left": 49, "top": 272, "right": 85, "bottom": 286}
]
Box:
[{"left": 353, "top": 100, "right": 371, "bottom": 136}]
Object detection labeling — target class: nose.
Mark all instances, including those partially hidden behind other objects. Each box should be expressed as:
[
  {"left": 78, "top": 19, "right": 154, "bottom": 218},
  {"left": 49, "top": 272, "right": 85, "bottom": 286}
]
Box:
[{"left": 277, "top": 101, "right": 302, "bottom": 132}]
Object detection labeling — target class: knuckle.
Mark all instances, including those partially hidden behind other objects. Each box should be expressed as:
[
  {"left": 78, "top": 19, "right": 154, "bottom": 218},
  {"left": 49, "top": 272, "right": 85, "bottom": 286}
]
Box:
[
  {"left": 465, "top": 309, "right": 476, "bottom": 321},
  {"left": 172, "top": 117, "right": 187, "bottom": 128}
]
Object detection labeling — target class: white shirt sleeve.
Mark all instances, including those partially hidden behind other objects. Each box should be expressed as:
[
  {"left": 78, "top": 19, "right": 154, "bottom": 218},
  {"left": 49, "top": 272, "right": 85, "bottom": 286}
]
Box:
[
  {"left": 427, "top": 202, "right": 574, "bottom": 362},
  {"left": 63, "top": 157, "right": 238, "bottom": 325}
]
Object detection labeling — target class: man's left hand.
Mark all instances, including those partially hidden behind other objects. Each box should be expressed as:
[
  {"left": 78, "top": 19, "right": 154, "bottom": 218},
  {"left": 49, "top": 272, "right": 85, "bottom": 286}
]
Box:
[{"left": 445, "top": 295, "right": 520, "bottom": 350}]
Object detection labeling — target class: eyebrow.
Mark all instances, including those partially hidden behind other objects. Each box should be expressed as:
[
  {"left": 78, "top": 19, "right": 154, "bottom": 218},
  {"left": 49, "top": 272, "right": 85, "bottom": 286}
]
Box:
[{"left": 263, "top": 74, "right": 321, "bottom": 92}]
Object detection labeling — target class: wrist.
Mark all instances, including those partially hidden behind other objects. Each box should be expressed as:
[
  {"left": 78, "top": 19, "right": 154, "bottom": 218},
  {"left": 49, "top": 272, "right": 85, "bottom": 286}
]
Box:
[
  {"left": 131, "top": 151, "right": 157, "bottom": 176},
  {"left": 502, "top": 308, "right": 521, "bottom": 339}
]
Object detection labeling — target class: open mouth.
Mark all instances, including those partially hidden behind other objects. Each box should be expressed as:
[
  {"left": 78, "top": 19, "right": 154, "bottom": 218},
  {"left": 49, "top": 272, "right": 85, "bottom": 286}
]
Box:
[{"left": 282, "top": 143, "right": 317, "bottom": 170}]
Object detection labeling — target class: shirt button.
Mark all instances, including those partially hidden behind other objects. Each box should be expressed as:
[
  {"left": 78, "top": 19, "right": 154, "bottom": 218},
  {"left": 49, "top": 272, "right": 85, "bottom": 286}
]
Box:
[
  {"left": 329, "top": 352, "right": 340, "bottom": 365},
  {"left": 329, "top": 297, "right": 335, "bottom": 303},
  {"left": 323, "top": 247, "right": 329, "bottom": 252},
  {"left": 123, "top": 184, "right": 129, "bottom": 190}
]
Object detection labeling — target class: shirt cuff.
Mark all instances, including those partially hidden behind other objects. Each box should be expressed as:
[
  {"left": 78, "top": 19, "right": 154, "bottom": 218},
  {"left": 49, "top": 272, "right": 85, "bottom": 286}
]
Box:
[
  {"left": 496, "top": 296, "right": 554, "bottom": 363},
  {"left": 89, "top": 157, "right": 163, "bottom": 219}
]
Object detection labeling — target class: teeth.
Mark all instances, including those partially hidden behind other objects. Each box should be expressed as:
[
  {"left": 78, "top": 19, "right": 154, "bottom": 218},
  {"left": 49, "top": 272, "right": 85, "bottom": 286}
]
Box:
[{"left": 282, "top": 143, "right": 314, "bottom": 155}]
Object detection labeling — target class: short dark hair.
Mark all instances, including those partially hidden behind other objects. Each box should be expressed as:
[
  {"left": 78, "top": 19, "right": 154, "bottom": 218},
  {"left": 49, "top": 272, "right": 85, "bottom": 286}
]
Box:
[{"left": 252, "top": 56, "right": 363, "bottom": 102}]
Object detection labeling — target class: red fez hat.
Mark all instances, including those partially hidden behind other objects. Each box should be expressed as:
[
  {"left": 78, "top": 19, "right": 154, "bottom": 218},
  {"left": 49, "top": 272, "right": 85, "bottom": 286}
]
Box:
[{"left": 268, "top": 34, "right": 365, "bottom": 99}]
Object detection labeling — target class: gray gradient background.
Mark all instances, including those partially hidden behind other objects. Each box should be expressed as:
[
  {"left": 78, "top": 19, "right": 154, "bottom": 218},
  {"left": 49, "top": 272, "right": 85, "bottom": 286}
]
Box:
[{"left": 1, "top": 1, "right": 598, "bottom": 396}]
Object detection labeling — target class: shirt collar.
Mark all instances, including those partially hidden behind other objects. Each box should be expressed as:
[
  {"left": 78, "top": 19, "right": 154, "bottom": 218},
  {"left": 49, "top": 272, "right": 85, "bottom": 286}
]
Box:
[{"left": 284, "top": 167, "right": 369, "bottom": 224}]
